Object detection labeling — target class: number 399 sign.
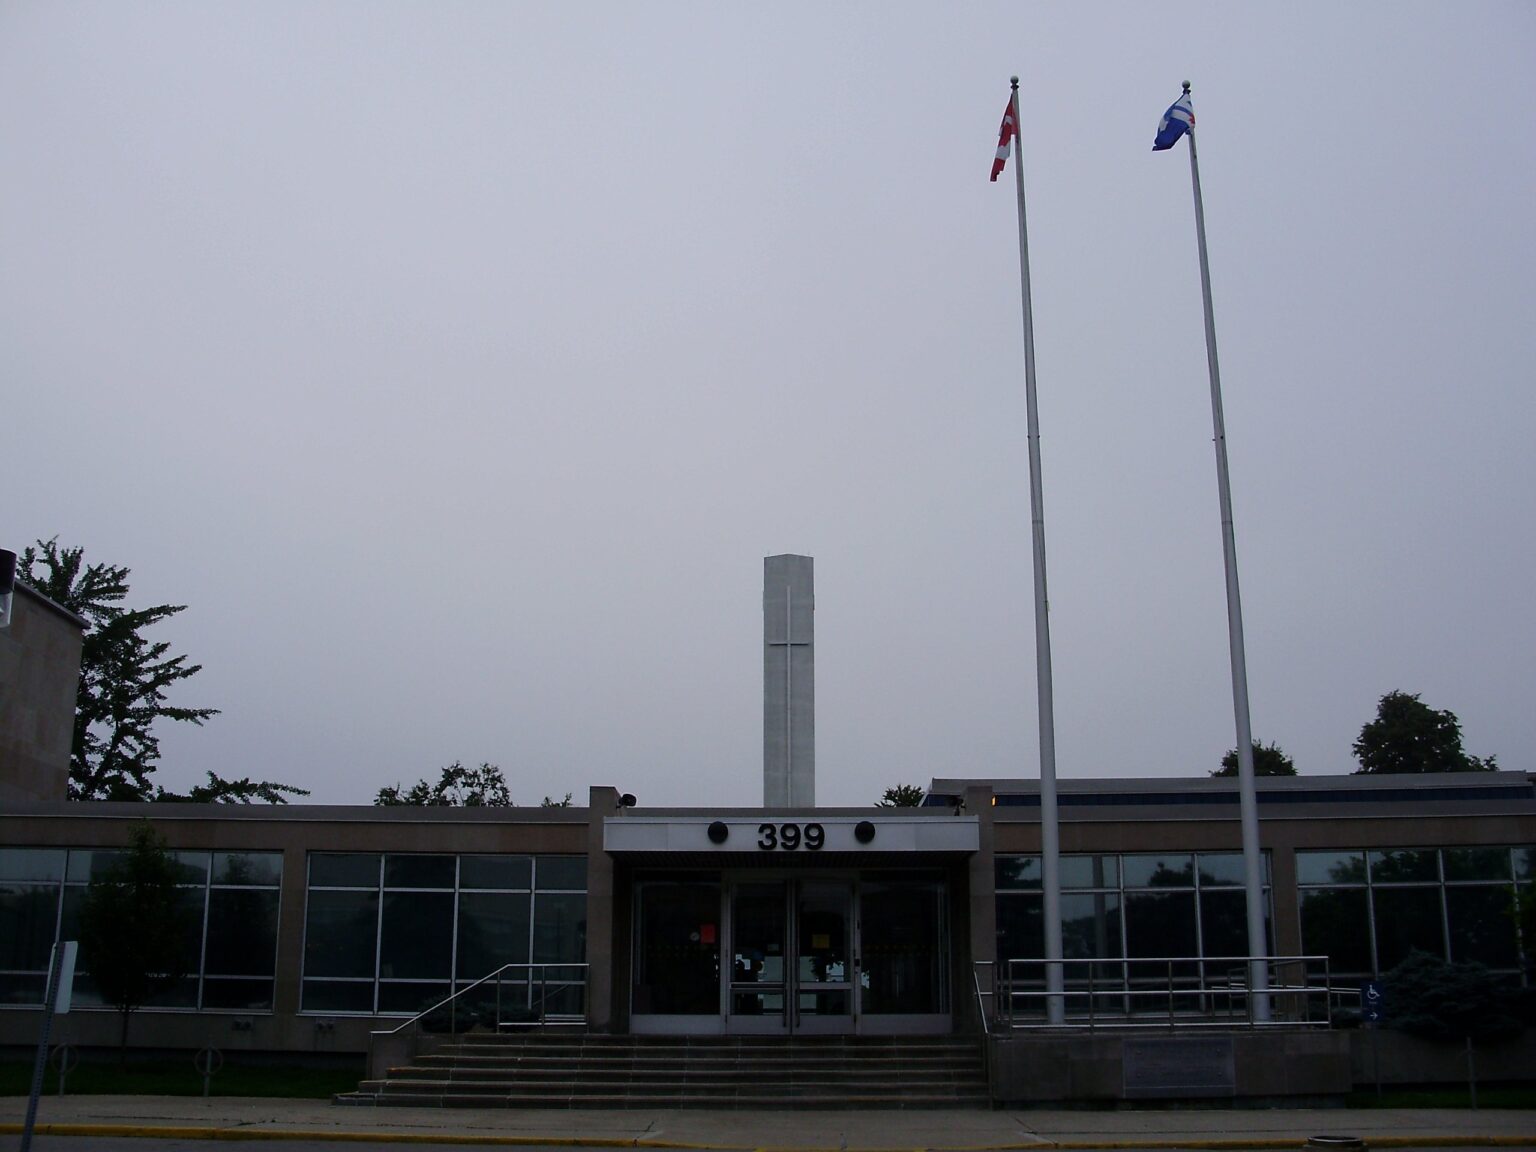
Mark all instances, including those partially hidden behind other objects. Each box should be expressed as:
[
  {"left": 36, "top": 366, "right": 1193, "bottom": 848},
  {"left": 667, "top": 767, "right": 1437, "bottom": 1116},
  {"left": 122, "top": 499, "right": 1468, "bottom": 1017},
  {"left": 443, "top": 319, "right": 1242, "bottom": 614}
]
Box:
[{"left": 756, "top": 822, "right": 825, "bottom": 851}]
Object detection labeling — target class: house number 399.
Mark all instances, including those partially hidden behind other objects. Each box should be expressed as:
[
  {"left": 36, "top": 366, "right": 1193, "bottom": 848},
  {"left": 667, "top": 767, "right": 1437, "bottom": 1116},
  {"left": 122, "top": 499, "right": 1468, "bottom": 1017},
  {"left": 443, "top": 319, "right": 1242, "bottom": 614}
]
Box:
[{"left": 757, "top": 822, "right": 825, "bottom": 851}]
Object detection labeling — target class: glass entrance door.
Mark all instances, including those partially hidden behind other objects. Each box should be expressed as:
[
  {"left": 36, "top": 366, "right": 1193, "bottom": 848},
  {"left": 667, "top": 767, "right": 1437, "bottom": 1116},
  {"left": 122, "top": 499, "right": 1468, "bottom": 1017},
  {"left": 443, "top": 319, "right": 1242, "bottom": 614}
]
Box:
[{"left": 727, "top": 879, "right": 854, "bottom": 1034}]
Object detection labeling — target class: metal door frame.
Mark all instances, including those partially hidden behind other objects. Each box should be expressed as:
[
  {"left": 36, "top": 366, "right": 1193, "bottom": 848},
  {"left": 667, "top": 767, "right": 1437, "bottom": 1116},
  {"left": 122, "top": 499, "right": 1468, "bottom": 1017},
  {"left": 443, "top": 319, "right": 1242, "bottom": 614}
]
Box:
[{"left": 723, "top": 873, "right": 857, "bottom": 1035}]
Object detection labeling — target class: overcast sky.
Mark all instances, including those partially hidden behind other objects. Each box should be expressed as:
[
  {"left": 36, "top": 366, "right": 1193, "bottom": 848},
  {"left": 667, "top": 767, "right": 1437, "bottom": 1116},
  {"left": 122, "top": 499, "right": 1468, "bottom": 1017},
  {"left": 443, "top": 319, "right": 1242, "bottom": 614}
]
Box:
[{"left": 5, "top": 3, "right": 1533, "bottom": 808}]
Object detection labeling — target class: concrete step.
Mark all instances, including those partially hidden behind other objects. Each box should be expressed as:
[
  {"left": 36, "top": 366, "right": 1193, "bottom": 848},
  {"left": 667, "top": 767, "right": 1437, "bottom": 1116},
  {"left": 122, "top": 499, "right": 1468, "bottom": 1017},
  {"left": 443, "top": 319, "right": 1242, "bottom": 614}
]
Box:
[{"left": 350, "top": 1033, "right": 989, "bottom": 1110}]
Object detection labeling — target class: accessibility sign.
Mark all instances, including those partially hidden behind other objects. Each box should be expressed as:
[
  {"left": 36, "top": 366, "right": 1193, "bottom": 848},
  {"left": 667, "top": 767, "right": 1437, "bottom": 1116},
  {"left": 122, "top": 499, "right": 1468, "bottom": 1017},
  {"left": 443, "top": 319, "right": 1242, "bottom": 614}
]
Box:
[{"left": 1361, "top": 979, "right": 1384, "bottom": 1023}]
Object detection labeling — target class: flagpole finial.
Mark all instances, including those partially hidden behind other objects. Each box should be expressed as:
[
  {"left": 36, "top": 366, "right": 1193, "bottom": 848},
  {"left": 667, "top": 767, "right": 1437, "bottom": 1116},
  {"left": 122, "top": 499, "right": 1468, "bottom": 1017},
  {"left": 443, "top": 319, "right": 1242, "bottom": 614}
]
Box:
[
  {"left": 1011, "top": 76, "right": 1019, "bottom": 89},
  {"left": 1182, "top": 80, "right": 1192, "bottom": 94}
]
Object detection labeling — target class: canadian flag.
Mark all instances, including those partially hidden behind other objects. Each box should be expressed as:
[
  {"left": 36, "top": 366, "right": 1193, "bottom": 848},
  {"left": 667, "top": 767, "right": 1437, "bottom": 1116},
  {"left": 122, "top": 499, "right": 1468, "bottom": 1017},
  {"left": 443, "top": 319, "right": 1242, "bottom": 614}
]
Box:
[{"left": 990, "top": 98, "right": 1016, "bottom": 182}]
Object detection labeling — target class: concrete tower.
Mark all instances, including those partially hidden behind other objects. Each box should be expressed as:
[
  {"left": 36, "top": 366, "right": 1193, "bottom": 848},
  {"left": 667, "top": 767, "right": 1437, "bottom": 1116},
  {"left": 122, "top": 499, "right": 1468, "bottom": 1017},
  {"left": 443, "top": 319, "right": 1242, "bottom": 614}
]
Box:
[{"left": 763, "top": 554, "right": 814, "bottom": 808}]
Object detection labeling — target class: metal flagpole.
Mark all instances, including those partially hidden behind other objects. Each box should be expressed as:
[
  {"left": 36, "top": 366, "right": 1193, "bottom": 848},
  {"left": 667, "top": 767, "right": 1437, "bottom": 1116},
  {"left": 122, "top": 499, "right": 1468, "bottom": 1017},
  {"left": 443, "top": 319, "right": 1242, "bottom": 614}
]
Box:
[
  {"left": 1007, "top": 76, "right": 1064, "bottom": 1025},
  {"left": 1180, "top": 82, "right": 1271, "bottom": 1022}
]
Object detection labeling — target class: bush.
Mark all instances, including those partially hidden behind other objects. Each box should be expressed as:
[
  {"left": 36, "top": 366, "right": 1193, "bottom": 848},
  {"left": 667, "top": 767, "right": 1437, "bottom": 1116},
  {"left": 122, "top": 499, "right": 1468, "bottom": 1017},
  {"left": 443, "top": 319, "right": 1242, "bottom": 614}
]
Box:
[{"left": 1384, "top": 950, "right": 1523, "bottom": 1043}]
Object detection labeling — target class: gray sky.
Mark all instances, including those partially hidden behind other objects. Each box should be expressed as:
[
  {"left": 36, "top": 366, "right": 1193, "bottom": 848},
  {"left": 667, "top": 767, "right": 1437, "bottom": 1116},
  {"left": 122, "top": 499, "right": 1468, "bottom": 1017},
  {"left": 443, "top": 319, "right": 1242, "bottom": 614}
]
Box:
[{"left": 6, "top": 3, "right": 1533, "bottom": 808}]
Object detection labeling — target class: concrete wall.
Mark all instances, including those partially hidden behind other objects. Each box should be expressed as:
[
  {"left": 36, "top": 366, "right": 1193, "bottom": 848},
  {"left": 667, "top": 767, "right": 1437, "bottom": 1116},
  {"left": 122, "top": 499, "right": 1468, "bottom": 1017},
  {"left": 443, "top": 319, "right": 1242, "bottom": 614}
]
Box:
[
  {"left": 1349, "top": 1027, "right": 1536, "bottom": 1087},
  {"left": 0, "top": 584, "right": 84, "bottom": 804},
  {"left": 990, "top": 1030, "right": 1352, "bottom": 1104}
]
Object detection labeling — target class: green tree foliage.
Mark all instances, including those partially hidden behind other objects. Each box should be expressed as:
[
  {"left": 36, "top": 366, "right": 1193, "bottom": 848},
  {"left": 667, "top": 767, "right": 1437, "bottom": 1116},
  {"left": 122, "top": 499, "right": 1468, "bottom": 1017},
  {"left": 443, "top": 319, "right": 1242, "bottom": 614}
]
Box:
[
  {"left": 876, "top": 784, "right": 926, "bottom": 808},
  {"left": 1212, "top": 740, "right": 1297, "bottom": 778},
  {"left": 1382, "top": 949, "right": 1521, "bottom": 1043},
  {"left": 19, "top": 539, "right": 306, "bottom": 803},
  {"left": 1353, "top": 691, "right": 1498, "bottom": 775},
  {"left": 376, "top": 761, "right": 514, "bottom": 806},
  {"left": 78, "top": 821, "right": 200, "bottom": 1059},
  {"left": 541, "top": 792, "right": 574, "bottom": 807}
]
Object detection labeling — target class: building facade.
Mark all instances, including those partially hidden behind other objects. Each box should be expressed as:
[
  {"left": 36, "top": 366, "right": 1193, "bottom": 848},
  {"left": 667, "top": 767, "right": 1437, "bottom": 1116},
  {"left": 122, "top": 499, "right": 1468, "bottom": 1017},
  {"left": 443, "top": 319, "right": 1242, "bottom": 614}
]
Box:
[{"left": 3, "top": 772, "right": 1534, "bottom": 1060}]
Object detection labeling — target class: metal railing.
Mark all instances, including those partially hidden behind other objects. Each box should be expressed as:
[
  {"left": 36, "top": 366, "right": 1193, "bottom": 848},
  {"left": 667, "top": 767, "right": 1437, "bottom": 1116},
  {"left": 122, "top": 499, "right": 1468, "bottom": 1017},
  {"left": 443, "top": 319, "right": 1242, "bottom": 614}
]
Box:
[
  {"left": 986, "top": 955, "right": 1338, "bottom": 1031},
  {"left": 370, "top": 962, "right": 588, "bottom": 1051}
]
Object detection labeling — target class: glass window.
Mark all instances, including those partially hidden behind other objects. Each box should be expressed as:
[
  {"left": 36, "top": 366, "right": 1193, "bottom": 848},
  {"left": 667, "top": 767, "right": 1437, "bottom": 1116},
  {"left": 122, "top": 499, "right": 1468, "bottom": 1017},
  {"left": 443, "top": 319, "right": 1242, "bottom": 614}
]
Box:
[
  {"left": 1516, "top": 849, "right": 1536, "bottom": 882},
  {"left": 304, "top": 890, "right": 379, "bottom": 978},
  {"left": 536, "top": 857, "right": 587, "bottom": 891},
  {"left": 0, "top": 849, "right": 66, "bottom": 882},
  {"left": 0, "top": 974, "right": 50, "bottom": 1006},
  {"left": 1200, "top": 889, "right": 1268, "bottom": 959},
  {"left": 460, "top": 855, "right": 531, "bottom": 891},
  {"left": 168, "top": 887, "right": 207, "bottom": 976},
  {"left": 301, "top": 980, "right": 374, "bottom": 1013},
  {"left": 205, "top": 889, "right": 279, "bottom": 977},
  {"left": 1299, "top": 888, "right": 1371, "bottom": 975},
  {"left": 532, "top": 892, "right": 586, "bottom": 963},
  {"left": 1296, "top": 850, "right": 1366, "bottom": 886},
  {"left": 212, "top": 852, "right": 283, "bottom": 887},
  {"left": 145, "top": 974, "right": 199, "bottom": 1009},
  {"left": 203, "top": 978, "right": 275, "bottom": 1011},
  {"left": 1447, "top": 887, "right": 1519, "bottom": 969},
  {"left": 996, "top": 895, "right": 1044, "bottom": 965},
  {"left": 384, "top": 855, "right": 456, "bottom": 890},
  {"left": 1197, "top": 853, "right": 1269, "bottom": 887},
  {"left": 1122, "top": 854, "right": 1195, "bottom": 889},
  {"left": 995, "top": 856, "right": 1040, "bottom": 890},
  {"left": 1369, "top": 849, "right": 1439, "bottom": 885},
  {"left": 633, "top": 882, "right": 718, "bottom": 1015},
  {"left": 1443, "top": 848, "right": 1512, "bottom": 883},
  {"left": 861, "top": 881, "right": 946, "bottom": 1015},
  {"left": 66, "top": 850, "right": 125, "bottom": 883},
  {"left": 457, "top": 892, "right": 531, "bottom": 980},
  {"left": 1372, "top": 887, "right": 1446, "bottom": 971},
  {"left": 1060, "top": 855, "right": 1118, "bottom": 890},
  {"left": 379, "top": 892, "right": 455, "bottom": 979},
  {"left": 170, "top": 852, "right": 211, "bottom": 886},
  {"left": 378, "top": 981, "right": 452, "bottom": 1015},
  {"left": 0, "top": 884, "right": 61, "bottom": 970},
  {"left": 309, "top": 854, "right": 380, "bottom": 888},
  {"left": 1061, "top": 892, "right": 1121, "bottom": 960},
  {"left": 1124, "top": 891, "right": 1197, "bottom": 957}
]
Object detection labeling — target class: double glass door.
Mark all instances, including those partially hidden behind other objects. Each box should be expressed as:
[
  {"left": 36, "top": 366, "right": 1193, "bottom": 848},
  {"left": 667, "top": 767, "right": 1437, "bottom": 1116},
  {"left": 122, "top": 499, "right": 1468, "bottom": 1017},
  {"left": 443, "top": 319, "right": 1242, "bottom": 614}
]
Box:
[
  {"left": 729, "top": 879, "right": 853, "bottom": 1034},
  {"left": 628, "top": 872, "right": 950, "bottom": 1035}
]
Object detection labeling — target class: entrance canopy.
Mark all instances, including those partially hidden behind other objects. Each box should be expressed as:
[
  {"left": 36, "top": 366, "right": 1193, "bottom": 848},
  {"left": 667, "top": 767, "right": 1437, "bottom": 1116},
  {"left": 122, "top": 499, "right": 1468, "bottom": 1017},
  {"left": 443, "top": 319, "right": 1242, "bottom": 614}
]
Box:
[{"left": 603, "top": 814, "right": 979, "bottom": 863}]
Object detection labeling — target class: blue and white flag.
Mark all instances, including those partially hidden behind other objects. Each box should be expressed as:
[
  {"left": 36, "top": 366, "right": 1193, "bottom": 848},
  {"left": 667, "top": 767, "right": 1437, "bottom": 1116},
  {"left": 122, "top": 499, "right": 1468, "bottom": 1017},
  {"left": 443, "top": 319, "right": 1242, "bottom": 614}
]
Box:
[{"left": 1152, "top": 92, "right": 1194, "bottom": 151}]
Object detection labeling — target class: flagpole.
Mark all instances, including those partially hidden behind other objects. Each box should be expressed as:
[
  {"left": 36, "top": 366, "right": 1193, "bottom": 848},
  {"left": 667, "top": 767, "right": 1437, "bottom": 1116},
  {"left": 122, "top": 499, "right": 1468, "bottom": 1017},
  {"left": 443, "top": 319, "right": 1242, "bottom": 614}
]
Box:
[
  {"left": 1008, "top": 76, "right": 1064, "bottom": 1025},
  {"left": 1181, "top": 81, "right": 1271, "bottom": 1022}
]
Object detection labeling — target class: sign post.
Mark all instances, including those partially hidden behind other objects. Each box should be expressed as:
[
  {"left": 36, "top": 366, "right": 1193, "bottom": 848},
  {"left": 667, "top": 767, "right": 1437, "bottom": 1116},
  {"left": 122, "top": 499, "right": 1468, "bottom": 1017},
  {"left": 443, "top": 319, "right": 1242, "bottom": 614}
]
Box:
[
  {"left": 20, "top": 941, "right": 76, "bottom": 1152},
  {"left": 1362, "top": 980, "right": 1384, "bottom": 1097}
]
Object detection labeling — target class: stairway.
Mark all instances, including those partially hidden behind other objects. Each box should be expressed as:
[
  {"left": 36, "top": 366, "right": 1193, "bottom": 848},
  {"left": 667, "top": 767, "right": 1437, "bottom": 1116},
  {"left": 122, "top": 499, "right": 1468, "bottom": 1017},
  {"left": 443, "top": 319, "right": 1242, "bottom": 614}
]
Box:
[{"left": 340, "top": 1033, "right": 990, "bottom": 1109}]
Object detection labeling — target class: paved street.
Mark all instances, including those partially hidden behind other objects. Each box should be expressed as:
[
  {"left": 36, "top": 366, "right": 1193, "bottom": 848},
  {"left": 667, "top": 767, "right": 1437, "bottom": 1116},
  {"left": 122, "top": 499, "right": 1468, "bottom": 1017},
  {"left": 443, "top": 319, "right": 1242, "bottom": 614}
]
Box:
[{"left": 5, "top": 1096, "right": 1536, "bottom": 1151}]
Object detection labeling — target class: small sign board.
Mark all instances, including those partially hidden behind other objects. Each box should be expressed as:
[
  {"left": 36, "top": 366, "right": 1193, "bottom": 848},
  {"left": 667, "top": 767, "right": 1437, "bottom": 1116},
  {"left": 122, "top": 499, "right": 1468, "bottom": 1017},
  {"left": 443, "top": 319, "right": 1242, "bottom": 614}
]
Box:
[
  {"left": 1361, "top": 980, "right": 1383, "bottom": 1023},
  {"left": 1123, "top": 1036, "right": 1236, "bottom": 1099}
]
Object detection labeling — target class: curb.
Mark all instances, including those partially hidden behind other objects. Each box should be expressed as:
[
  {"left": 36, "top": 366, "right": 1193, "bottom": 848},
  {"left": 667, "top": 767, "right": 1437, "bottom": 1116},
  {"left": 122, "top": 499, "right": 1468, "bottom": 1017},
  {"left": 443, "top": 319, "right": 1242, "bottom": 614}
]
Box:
[{"left": 3, "top": 1125, "right": 1536, "bottom": 1150}]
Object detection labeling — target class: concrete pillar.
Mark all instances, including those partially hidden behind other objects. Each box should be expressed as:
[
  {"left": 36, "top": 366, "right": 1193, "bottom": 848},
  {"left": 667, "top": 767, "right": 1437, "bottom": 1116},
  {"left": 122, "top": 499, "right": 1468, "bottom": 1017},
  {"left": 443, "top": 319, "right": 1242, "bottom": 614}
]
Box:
[
  {"left": 584, "top": 787, "right": 621, "bottom": 1031},
  {"left": 763, "top": 555, "right": 814, "bottom": 808}
]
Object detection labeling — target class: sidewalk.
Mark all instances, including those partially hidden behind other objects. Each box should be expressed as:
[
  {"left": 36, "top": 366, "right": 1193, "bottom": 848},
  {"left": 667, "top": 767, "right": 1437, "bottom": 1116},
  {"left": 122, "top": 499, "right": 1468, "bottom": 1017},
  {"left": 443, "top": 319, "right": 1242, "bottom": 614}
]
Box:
[{"left": 4, "top": 1096, "right": 1536, "bottom": 1150}]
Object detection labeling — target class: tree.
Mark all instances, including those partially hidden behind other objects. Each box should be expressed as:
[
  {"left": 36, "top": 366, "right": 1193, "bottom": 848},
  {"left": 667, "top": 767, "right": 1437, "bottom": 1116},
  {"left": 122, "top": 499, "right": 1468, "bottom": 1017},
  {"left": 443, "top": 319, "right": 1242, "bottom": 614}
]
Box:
[
  {"left": 18, "top": 539, "right": 306, "bottom": 803},
  {"left": 1353, "top": 691, "right": 1497, "bottom": 775},
  {"left": 876, "top": 784, "right": 926, "bottom": 808},
  {"left": 78, "top": 821, "right": 200, "bottom": 1059},
  {"left": 376, "top": 761, "right": 514, "bottom": 806},
  {"left": 541, "top": 792, "right": 573, "bottom": 807},
  {"left": 1212, "top": 740, "right": 1297, "bottom": 778}
]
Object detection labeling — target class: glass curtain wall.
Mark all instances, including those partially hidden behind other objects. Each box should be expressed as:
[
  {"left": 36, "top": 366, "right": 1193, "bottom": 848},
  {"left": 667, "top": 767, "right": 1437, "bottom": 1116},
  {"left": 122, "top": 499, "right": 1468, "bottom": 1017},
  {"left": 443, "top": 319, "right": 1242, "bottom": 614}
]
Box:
[
  {"left": 1297, "top": 846, "right": 1532, "bottom": 980},
  {"left": 996, "top": 852, "right": 1272, "bottom": 970},
  {"left": 301, "top": 853, "right": 586, "bottom": 1016},
  {"left": 0, "top": 847, "right": 282, "bottom": 1011}
]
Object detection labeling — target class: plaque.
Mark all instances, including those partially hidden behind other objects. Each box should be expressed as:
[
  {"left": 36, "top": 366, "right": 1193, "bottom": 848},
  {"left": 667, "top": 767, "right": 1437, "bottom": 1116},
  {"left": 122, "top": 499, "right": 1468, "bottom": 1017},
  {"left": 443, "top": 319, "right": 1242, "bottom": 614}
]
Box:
[{"left": 1122, "top": 1036, "right": 1236, "bottom": 1099}]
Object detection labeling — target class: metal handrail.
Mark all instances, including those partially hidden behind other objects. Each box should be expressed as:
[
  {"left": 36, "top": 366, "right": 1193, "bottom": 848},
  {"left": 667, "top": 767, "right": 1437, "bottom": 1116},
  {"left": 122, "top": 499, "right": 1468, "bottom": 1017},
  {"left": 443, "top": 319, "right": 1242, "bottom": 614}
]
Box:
[
  {"left": 972, "top": 960, "right": 993, "bottom": 1037},
  {"left": 987, "top": 954, "right": 1335, "bottom": 1031},
  {"left": 370, "top": 961, "right": 589, "bottom": 1040}
]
